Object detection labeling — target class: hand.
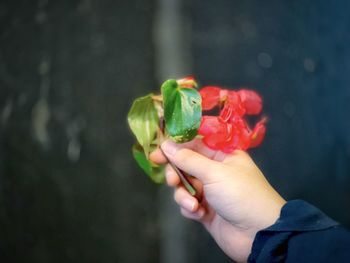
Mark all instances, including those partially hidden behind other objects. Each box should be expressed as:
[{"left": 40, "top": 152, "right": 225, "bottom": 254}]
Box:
[{"left": 150, "top": 139, "right": 286, "bottom": 263}]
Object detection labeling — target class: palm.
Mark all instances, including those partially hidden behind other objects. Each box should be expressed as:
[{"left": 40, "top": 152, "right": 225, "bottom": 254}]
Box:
[{"left": 195, "top": 149, "right": 256, "bottom": 261}]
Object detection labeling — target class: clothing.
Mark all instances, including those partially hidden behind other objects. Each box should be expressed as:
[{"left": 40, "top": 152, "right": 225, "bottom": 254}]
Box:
[{"left": 248, "top": 200, "right": 350, "bottom": 262}]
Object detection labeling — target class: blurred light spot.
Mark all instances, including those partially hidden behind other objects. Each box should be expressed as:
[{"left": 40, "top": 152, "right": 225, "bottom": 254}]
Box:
[
  {"left": 38, "top": 60, "right": 50, "bottom": 75},
  {"left": 32, "top": 98, "right": 51, "bottom": 148},
  {"left": 1, "top": 98, "right": 13, "bottom": 124},
  {"left": 283, "top": 101, "right": 295, "bottom": 118},
  {"left": 66, "top": 119, "right": 85, "bottom": 162},
  {"left": 35, "top": 11, "right": 47, "bottom": 24},
  {"left": 257, "top": 52, "right": 273, "bottom": 68},
  {"left": 304, "top": 58, "right": 316, "bottom": 72},
  {"left": 67, "top": 139, "right": 81, "bottom": 162}
]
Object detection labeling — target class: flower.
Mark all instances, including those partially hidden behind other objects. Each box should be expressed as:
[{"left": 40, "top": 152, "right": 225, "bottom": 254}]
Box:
[
  {"left": 199, "top": 86, "right": 221, "bottom": 110},
  {"left": 249, "top": 117, "right": 267, "bottom": 148},
  {"left": 237, "top": 89, "right": 262, "bottom": 115},
  {"left": 198, "top": 86, "right": 266, "bottom": 153}
]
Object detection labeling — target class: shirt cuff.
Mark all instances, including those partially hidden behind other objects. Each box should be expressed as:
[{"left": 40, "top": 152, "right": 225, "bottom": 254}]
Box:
[{"left": 248, "top": 199, "right": 339, "bottom": 262}]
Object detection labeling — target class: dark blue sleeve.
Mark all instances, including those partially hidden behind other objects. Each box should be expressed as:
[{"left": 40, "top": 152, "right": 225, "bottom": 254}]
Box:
[{"left": 248, "top": 200, "right": 350, "bottom": 263}]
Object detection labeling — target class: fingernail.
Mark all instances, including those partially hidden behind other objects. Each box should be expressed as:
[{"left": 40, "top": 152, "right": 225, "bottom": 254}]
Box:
[
  {"left": 182, "top": 198, "right": 196, "bottom": 212},
  {"left": 161, "top": 140, "right": 178, "bottom": 156}
]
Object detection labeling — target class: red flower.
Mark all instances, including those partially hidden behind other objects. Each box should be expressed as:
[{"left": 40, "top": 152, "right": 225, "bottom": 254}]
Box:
[
  {"left": 200, "top": 86, "right": 255, "bottom": 116},
  {"left": 225, "top": 92, "right": 246, "bottom": 117},
  {"left": 238, "top": 89, "right": 262, "bottom": 115},
  {"left": 199, "top": 86, "right": 221, "bottom": 110},
  {"left": 198, "top": 86, "right": 266, "bottom": 153},
  {"left": 249, "top": 117, "right": 267, "bottom": 148}
]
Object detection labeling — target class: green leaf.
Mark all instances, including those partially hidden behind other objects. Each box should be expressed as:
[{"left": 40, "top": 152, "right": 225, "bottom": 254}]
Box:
[
  {"left": 132, "top": 144, "right": 165, "bottom": 184},
  {"left": 128, "top": 94, "right": 159, "bottom": 157},
  {"left": 161, "top": 79, "right": 202, "bottom": 143}
]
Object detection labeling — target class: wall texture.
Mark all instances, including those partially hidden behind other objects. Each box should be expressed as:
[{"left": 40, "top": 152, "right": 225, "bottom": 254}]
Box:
[
  {"left": 191, "top": 0, "right": 350, "bottom": 225},
  {"left": 1, "top": 0, "right": 350, "bottom": 263},
  {"left": 0, "top": 1, "right": 160, "bottom": 262},
  {"left": 188, "top": 0, "right": 350, "bottom": 261}
]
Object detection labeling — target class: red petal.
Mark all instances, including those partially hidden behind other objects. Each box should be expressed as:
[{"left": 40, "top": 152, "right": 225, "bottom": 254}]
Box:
[
  {"left": 249, "top": 118, "right": 267, "bottom": 148},
  {"left": 198, "top": 116, "right": 223, "bottom": 135},
  {"left": 205, "top": 117, "right": 249, "bottom": 153},
  {"left": 199, "top": 86, "right": 221, "bottom": 110},
  {"left": 238, "top": 89, "right": 262, "bottom": 115},
  {"left": 221, "top": 118, "right": 250, "bottom": 152},
  {"left": 199, "top": 116, "right": 233, "bottom": 150},
  {"left": 199, "top": 88, "right": 266, "bottom": 153},
  {"left": 227, "top": 91, "right": 240, "bottom": 105},
  {"left": 219, "top": 102, "right": 234, "bottom": 122},
  {"left": 234, "top": 119, "right": 251, "bottom": 150},
  {"left": 227, "top": 91, "right": 246, "bottom": 117}
]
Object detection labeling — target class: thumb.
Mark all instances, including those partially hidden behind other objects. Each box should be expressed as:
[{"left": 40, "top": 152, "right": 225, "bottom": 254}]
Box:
[{"left": 161, "top": 140, "right": 220, "bottom": 184}]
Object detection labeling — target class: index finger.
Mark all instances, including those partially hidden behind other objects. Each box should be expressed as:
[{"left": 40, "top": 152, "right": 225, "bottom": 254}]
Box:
[
  {"left": 149, "top": 139, "right": 198, "bottom": 164},
  {"left": 149, "top": 148, "right": 167, "bottom": 164},
  {"left": 150, "top": 138, "right": 220, "bottom": 165}
]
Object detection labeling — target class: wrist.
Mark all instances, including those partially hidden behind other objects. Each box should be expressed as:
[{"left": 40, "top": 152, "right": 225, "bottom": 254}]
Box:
[
  {"left": 248, "top": 195, "right": 286, "bottom": 243},
  {"left": 238, "top": 197, "right": 286, "bottom": 262}
]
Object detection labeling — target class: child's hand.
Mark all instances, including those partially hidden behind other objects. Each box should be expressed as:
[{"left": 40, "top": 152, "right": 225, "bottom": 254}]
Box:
[{"left": 150, "top": 139, "right": 285, "bottom": 262}]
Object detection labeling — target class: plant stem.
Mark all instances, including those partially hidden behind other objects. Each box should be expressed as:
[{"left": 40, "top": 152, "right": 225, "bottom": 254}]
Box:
[
  {"left": 157, "top": 107, "right": 199, "bottom": 199},
  {"left": 160, "top": 148, "right": 198, "bottom": 197}
]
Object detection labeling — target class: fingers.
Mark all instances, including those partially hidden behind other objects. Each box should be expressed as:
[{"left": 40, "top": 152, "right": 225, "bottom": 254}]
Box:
[
  {"left": 155, "top": 140, "right": 208, "bottom": 220},
  {"left": 174, "top": 186, "right": 199, "bottom": 212},
  {"left": 171, "top": 138, "right": 219, "bottom": 160},
  {"left": 149, "top": 148, "right": 167, "bottom": 164},
  {"left": 149, "top": 138, "right": 225, "bottom": 186},
  {"left": 180, "top": 207, "right": 206, "bottom": 221},
  {"left": 174, "top": 186, "right": 206, "bottom": 221},
  {"left": 165, "top": 164, "right": 180, "bottom": 186},
  {"left": 150, "top": 138, "right": 220, "bottom": 165},
  {"left": 161, "top": 140, "right": 221, "bottom": 184}
]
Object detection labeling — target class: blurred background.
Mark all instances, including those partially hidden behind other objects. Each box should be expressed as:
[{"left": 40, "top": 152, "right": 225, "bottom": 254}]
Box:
[{"left": 1, "top": 0, "right": 350, "bottom": 262}]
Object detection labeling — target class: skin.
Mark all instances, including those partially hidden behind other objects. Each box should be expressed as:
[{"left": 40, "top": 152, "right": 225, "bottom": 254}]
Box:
[{"left": 150, "top": 139, "right": 286, "bottom": 263}]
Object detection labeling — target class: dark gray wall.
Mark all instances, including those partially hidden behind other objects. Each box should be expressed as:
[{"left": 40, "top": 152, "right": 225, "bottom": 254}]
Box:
[
  {"left": 192, "top": 0, "right": 350, "bottom": 224},
  {"left": 189, "top": 1, "right": 350, "bottom": 261},
  {"left": 0, "top": 0, "right": 159, "bottom": 262},
  {"left": 1, "top": 0, "right": 350, "bottom": 263}
]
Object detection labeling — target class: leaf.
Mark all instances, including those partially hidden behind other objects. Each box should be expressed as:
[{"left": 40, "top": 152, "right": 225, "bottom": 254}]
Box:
[
  {"left": 132, "top": 144, "right": 165, "bottom": 184},
  {"left": 161, "top": 79, "right": 202, "bottom": 143},
  {"left": 128, "top": 94, "right": 159, "bottom": 157}
]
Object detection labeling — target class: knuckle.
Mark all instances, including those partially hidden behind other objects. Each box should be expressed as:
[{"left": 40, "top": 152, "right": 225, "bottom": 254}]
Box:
[{"left": 174, "top": 148, "right": 191, "bottom": 163}]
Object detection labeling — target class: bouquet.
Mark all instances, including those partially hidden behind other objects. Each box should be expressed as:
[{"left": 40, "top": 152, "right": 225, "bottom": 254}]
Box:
[{"left": 128, "top": 77, "right": 266, "bottom": 194}]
